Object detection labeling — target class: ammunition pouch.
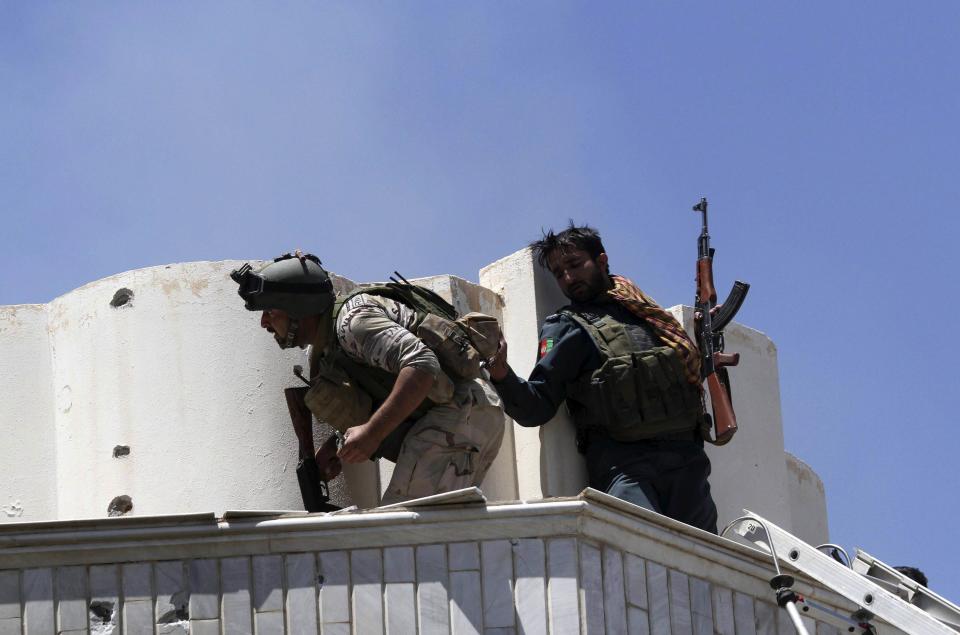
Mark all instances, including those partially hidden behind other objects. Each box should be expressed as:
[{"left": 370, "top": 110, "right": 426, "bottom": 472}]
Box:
[
  {"left": 307, "top": 350, "right": 443, "bottom": 434},
  {"left": 416, "top": 312, "right": 502, "bottom": 381},
  {"left": 458, "top": 312, "right": 502, "bottom": 359},
  {"left": 307, "top": 286, "right": 499, "bottom": 436},
  {"left": 334, "top": 285, "right": 502, "bottom": 382},
  {"left": 571, "top": 346, "right": 705, "bottom": 442},
  {"left": 304, "top": 364, "right": 373, "bottom": 434},
  {"left": 417, "top": 313, "right": 483, "bottom": 380}
]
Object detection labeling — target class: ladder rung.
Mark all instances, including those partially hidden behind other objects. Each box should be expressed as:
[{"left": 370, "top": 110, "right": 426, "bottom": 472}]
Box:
[{"left": 731, "top": 510, "right": 957, "bottom": 635}]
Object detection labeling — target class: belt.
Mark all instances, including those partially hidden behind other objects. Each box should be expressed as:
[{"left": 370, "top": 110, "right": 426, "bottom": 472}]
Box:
[
  {"left": 654, "top": 429, "right": 700, "bottom": 441},
  {"left": 581, "top": 427, "right": 699, "bottom": 443}
]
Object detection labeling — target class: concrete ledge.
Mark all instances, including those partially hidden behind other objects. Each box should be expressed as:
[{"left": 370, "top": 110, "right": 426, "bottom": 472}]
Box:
[
  {"left": 0, "top": 489, "right": 869, "bottom": 634},
  {"left": 0, "top": 489, "right": 820, "bottom": 595}
]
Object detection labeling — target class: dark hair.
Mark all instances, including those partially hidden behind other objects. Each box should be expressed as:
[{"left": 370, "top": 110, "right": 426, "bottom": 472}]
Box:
[
  {"left": 894, "top": 566, "right": 928, "bottom": 587},
  {"left": 530, "top": 222, "right": 607, "bottom": 271}
]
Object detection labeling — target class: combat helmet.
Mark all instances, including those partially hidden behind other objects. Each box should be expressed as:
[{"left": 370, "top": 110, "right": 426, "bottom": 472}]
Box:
[{"left": 231, "top": 252, "right": 335, "bottom": 348}]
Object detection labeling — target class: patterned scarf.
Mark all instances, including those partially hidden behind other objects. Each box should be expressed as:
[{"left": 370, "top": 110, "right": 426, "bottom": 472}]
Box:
[{"left": 607, "top": 274, "right": 702, "bottom": 385}]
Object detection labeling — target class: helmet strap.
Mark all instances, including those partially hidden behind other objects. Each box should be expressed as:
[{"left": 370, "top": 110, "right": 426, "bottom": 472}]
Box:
[{"left": 284, "top": 317, "right": 301, "bottom": 349}]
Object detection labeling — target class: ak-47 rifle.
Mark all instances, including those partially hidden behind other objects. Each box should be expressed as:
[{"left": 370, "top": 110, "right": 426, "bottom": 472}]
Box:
[
  {"left": 284, "top": 365, "right": 341, "bottom": 512},
  {"left": 692, "top": 198, "right": 750, "bottom": 445}
]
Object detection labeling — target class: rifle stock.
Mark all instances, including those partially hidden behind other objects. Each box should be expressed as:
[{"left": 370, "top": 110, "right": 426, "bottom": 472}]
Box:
[
  {"left": 706, "top": 368, "right": 737, "bottom": 446},
  {"left": 284, "top": 387, "right": 314, "bottom": 457},
  {"left": 283, "top": 386, "right": 340, "bottom": 513}
]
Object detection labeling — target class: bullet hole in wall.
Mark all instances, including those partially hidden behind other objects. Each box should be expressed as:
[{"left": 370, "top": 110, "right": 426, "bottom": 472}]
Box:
[
  {"left": 110, "top": 288, "right": 134, "bottom": 308},
  {"left": 89, "top": 600, "right": 114, "bottom": 624},
  {"left": 113, "top": 445, "right": 131, "bottom": 458},
  {"left": 107, "top": 495, "right": 133, "bottom": 517},
  {"left": 1, "top": 501, "right": 23, "bottom": 517},
  {"left": 157, "top": 591, "right": 189, "bottom": 623}
]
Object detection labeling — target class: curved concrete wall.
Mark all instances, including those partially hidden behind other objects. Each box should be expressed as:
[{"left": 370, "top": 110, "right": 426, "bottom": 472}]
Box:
[
  {"left": 785, "top": 453, "right": 829, "bottom": 545},
  {"left": 699, "top": 316, "right": 793, "bottom": 534},
  {"left": 44, "top": 262, "right": 320, "bottom": 519},
  {"left": 1, "top": 262, "right": 380, "bottom": 520},
  {"left": 0, "top": 305, "right": 56, "bottom": 521}
]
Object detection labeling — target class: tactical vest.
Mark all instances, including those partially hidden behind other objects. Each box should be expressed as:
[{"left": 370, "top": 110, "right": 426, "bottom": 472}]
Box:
[
  {"left": 333, "top": 280, "right": 495, "bottom": 376},
  {"left": 563, "top": 307, "right": 707, "bottom": 441},
  {"left": 306, "top": 283, "right": 499, "bottom": 435}
]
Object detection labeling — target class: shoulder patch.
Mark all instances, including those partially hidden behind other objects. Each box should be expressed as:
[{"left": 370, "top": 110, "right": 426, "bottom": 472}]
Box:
[{"left": 538, "top": 337, "right": 554, "bottom": 359}]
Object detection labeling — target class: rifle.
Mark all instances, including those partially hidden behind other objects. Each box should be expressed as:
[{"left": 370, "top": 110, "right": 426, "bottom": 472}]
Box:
[
  {"left": 692, "top": 197, "right": 750, "bottom": 445},
  {"left": 284, "top": 370, "right": 341, "bottom": 512}
]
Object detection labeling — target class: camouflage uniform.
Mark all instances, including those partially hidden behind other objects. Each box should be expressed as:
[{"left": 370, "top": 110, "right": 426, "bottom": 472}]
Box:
[{"left": 327, "top": 292, "right": 505, "bottom": 505}]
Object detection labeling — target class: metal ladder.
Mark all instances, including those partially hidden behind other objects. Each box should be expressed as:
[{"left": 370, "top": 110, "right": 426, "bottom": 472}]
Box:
[
  {"left": 852, "top": 550, "right": 960, "bottom": 632},
  {"left": 723, "top": 510, "right": 960, "bottom": 635}
]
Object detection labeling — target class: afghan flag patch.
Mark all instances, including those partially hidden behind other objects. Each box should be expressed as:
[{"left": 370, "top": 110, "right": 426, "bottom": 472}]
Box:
[{"left": 538, "top": 337, "right": 554, "bottom": 359}]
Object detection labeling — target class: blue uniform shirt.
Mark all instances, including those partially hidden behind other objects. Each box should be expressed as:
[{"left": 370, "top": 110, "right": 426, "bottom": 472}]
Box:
[{"left": 492, "top": 299, "right": 660, "bottom": 426}]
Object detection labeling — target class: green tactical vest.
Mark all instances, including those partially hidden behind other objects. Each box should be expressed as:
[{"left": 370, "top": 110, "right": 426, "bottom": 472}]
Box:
[{"left": 563, "top": 308, "right": 707, "bottom": 441}]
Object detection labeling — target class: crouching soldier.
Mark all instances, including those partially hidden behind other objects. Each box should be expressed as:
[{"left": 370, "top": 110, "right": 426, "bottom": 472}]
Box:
[{"left": 232, "top": 252, "right": 505, "bottom": 505}]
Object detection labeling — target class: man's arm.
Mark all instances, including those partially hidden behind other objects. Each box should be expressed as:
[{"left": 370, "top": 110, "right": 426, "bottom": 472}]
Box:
[
  {"left": 338, "top": 365, "right": 434, "bottom": 462},
  {"left": 488, "top": 314, "right": 597, "bottom": 426},
  {"left": 335, "top": 295, "right": 449, "bottom": 463}
]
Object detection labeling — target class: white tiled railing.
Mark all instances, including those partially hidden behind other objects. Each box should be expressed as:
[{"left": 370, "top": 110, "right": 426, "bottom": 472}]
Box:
[{"left": 0, "top": 490, "right": 856, "bottom": 634}]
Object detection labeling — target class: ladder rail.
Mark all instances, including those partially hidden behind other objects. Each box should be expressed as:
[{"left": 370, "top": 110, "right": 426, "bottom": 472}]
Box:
[
  {"left": 731, "top": 510, "right": 956, "bottom": 635},
  {"left": 854, "top": 550, "right": 960, "bottom": 631}
]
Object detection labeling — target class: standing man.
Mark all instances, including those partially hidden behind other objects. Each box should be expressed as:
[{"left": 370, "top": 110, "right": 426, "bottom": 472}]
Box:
[
  {"left": 487, "top": 224, "right": 719, "bottom": 533},
  {"left": 232, "top": 252, "right": 505, "bottom": 506}
]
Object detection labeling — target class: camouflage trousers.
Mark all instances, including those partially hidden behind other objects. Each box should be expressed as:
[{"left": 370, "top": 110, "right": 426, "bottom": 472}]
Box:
[{"left": 380, "top": 378, "right": 505, "bottom": 505}]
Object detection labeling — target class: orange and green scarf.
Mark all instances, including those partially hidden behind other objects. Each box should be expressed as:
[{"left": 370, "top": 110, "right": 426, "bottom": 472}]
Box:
[{"left": 607, "top": 275, "right": 701, "bottom": 385}]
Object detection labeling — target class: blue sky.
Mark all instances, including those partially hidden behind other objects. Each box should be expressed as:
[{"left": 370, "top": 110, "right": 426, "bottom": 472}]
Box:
[{"left": 3, "top": 3, "right": 958, "bottom": 603}]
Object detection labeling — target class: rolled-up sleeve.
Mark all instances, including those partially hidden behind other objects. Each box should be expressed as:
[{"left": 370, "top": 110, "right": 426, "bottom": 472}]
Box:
[{"left": 492, "top": 314, "right": 596, "bottom": 426}]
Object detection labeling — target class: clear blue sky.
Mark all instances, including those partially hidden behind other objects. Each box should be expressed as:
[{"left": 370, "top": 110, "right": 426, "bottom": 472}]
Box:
[{"left": 3, "top": 3, "right": 958, "bottom": 603}]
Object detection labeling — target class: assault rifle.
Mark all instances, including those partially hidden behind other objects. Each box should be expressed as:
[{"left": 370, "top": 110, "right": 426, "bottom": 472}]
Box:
[
  {"left": 284, "top": 367, "right": 341, "bottom": 512},
  {"left": 692, "top": 198, "right": 750, "bottom": 445}
]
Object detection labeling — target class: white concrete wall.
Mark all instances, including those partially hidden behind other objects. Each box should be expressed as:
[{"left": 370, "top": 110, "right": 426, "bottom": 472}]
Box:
[
  {"left": 43, "top": 262, "right": 319, "bottom": 519},
  {"left": 785, "top": 453, "right": 829, "bottom": 545},
  {"left": 479, "top": 249, "right": 586, "bottom": 500},
  {"left": 0, "top": 305, "right": 56, "bottom": 522},
  {"left": 683, "top": 310, "right": 795, "bottom": 535}
]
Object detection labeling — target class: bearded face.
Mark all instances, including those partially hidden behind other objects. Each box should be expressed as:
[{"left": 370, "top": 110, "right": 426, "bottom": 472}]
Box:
[{"left": 547, "top": 247, "right": 610, "bottom": 303}]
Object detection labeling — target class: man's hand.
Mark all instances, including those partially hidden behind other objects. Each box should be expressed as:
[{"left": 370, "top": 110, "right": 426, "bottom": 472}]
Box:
[
  {"left": 315, "top": 435, "right": 343, "bottom": 480},
  {"left": 338, "top": 422, "right": 384, "bottom": 463},
  {"left": 486, "top": 335, "right": 510, "bottom": 381},
  {"left": 694, "top": 304, "right": 722, "bottom": 322}
]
